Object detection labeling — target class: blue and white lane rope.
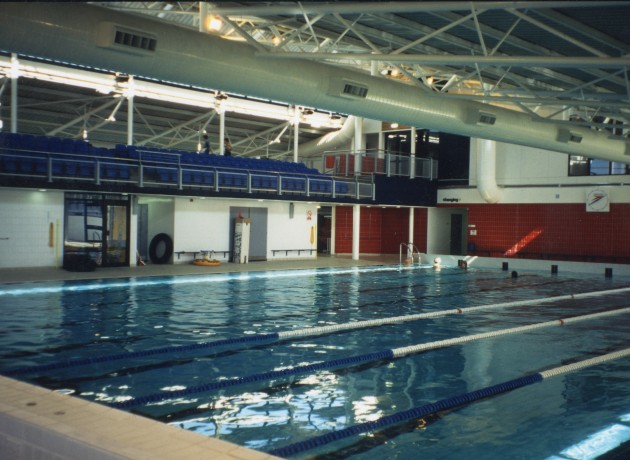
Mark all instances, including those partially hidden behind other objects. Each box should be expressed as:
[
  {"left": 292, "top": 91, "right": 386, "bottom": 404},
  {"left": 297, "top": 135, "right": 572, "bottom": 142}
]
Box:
[
  {"left": 267, "top": 347, "right": 630, "bottom": 458},
  {"left": 9, "top": 286, "right": 630, "bottom": 377},
  {"left": 108, "top": 305, "right": 630, "bottom": 409}
]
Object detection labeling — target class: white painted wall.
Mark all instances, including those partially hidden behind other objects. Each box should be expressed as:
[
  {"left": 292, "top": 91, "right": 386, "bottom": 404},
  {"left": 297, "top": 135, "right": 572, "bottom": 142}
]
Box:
[
  {"left": 0, "top": 189, "right": 64, "bottom": 268},
  {"left": 426, "top": 207, "right": 466, "bottom": 255},
  {"left": 169, "top": 197, "right": 317, "bottom": 263},
  {"left": 438, "top": 138, "right": 630, "bottom": 205}
]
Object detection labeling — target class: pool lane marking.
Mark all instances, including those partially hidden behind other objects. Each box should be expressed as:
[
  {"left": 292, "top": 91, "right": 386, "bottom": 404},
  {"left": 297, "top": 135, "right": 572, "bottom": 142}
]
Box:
[
  {"left": 107, "top": 305, "right": 630, "bottom": 409},
  {"left": 8, "top": 286, "right": 630, "bottom": 377},
  {"left": 267, "top": 347, "right": 630, "bottom": 458}
]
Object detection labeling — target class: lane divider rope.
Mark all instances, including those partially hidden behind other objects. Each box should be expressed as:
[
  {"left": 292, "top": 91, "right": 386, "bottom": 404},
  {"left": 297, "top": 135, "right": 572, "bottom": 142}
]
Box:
[
  {"left": 9, "top": 286, "right": 630, "bottom": 377},
  {"left": 268, "top": 347, "right": 630, "bottom": 458},
  {"left": 108, "top": 305, "right": 630, "bottom": 409}
]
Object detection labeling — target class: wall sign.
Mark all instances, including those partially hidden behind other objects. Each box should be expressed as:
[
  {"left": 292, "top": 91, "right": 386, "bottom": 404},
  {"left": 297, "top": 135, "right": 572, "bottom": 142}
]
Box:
[{"left": 586, "top": 189, "right": 609, "bottom": 212}]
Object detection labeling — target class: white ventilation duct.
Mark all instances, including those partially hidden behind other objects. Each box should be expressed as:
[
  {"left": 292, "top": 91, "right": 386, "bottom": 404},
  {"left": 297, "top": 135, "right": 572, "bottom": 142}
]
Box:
[
  {"left": 298, "top": 115, "right": 356, "bottom": 156},
  {"left": 475, "top": 138, "right": 502, "bottom": 204},
  {"left": 0, "top": 3, "right": 628, "bottom": 164}
]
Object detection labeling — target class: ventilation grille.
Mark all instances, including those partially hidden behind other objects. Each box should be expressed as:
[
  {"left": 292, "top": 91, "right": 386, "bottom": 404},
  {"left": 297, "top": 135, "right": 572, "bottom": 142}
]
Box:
[
  {"left": 557, "top": 128, "right": 583, "bottom": 144},
  {"left": 114, "top": 29, "right": 156, "bottom": 52},
  {"left": 342, "top": 83, "right": 368, "bottom": 98},
  {"left": 97, "top": 22, "right": 157, "bottom": 55},
  {"left": 478, "top": 112, "right": 497, "bottom": 125},
  {"left": 463, "top": 109, "right": 497, "bottom": 126},
  {"left": 327, "top": 77, "right": 369, "bottom": 99}
]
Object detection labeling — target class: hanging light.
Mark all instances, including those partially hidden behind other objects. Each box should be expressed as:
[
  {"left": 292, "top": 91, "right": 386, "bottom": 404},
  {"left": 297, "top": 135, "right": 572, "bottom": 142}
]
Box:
[{"left": 208, "top": 16, "right": 222, "bottom": 31}]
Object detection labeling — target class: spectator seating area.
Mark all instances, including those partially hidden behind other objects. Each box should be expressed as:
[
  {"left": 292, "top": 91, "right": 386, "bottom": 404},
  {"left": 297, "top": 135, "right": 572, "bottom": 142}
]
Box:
[{"left": 0, "top": 132, "right": 357, "bottom": 198}]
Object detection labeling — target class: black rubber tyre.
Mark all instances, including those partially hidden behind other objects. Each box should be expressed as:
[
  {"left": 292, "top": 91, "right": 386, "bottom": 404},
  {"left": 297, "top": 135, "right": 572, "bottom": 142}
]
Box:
[{"left": 148, "top": 233, "right": 173, "bottom": 264}]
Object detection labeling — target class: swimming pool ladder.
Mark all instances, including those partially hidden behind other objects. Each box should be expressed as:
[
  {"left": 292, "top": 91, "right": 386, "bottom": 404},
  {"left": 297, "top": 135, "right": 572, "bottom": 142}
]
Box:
[{"left": 400, "top": 242, "right": 422, "bottom": 265}]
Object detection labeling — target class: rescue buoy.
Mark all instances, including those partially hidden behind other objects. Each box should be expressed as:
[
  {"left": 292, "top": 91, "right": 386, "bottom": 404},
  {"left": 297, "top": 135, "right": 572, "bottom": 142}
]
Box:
[{"left": 192, "top": 259, "right": 221, "bottom": 267}]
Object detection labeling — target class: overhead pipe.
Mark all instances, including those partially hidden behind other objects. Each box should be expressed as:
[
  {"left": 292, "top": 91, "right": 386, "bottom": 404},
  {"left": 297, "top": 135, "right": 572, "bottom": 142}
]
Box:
[{"left": 0, "top": 3, "right": 628, "bottom": 163}]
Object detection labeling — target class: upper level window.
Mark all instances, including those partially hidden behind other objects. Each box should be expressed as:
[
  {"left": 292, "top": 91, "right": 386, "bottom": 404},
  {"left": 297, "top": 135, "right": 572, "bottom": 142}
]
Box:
[{"left": 569, "top": 155, "right": 629, "bottom": 176}]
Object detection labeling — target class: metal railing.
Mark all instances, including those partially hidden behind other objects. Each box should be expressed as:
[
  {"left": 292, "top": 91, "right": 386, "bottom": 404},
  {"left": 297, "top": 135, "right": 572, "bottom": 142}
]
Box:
[
  {"left": 400, "top": 242, "right": 423, "bottom": 264},
  {"left": 323, "top": 149, "right": 438, "bottom": 180},
  {"left": 0, "top": 146, "right": 374, "bottom": 200}
]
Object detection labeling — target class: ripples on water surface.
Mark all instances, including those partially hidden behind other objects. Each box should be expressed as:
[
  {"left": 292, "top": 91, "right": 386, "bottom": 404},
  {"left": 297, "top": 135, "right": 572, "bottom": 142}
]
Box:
[{"left": 1, "top": 265, "right": 630, "bottom": 459}]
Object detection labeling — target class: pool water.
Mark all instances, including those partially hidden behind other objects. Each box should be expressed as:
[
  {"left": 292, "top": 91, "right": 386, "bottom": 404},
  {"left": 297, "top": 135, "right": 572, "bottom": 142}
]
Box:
[{"left": 1, "top": 265, "right": 630, "bottom": 459}]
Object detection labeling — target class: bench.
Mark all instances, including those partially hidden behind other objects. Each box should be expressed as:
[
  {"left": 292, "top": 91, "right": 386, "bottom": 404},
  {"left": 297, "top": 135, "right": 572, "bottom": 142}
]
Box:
[
  {"left": 174, "top": 250, "right": 231, "bottom": 260},
  {"left": 271, "top": 249, "right": 316, "bottom": 256}
]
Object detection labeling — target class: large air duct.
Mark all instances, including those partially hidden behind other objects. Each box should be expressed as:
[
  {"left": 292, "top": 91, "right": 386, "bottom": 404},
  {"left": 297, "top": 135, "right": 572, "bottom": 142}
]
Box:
[
  {"left": 298, "top": 116, "right": 356, "bottom": 156},
  {"left": 0, "top": 3, "right": 628, "bottom": 163}
]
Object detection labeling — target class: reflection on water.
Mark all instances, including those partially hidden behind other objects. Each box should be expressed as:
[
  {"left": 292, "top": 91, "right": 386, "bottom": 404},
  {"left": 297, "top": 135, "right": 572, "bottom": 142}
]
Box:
[{"left": 1, "top": 266, "right": 630, "bottom": 459}]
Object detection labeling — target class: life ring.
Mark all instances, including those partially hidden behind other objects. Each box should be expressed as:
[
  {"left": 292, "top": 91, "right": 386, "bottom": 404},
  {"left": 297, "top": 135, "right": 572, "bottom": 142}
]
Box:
[
  {"left": 148, "top": 233, "right": 173, "bottom": 264},
  {"left": 192, "top": 259, "right": 221, "bottom": 267}
]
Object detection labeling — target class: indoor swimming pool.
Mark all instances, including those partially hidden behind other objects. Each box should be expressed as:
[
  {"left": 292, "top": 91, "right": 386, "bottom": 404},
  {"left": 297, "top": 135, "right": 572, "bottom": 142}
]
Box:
[{"left": 1, "top": 264, "right": 630, "bottom": 459}]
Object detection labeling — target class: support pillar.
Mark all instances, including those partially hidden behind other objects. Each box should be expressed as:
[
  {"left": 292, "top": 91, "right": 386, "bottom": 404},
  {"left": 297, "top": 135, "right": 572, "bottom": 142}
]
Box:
[
  {"left": 330, "top": 205, "right": 336, "bottom": 255},
  {"left": 219, "top": 107, "right": 225, "bottom": 155},
  {"left": 352, "top": 204, "right": 360, "bottom": 261},
  {"left": 126, "top": 76, "right": 134, "bottom": 145},
  {"left": 410, "top": 126, "right": 416, "bottom": 179},
  {"left": 10, "top": 54, "right": 18, "bottom": 133},
  {"left": 353, "top": 117, "right": 363, "bottom": 176},
  {"left": 293, "top": 118, "right": 299, "bottom": 163}
]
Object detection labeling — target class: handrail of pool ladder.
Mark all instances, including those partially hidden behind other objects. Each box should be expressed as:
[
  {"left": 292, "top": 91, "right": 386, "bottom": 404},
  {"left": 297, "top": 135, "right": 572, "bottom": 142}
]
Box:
[
  {"left": 9, "top": 286, "right": 630, "bottom": 377},
  {"left": 399, "top": 242, "right": 422, "bottom": 265},
  {"left": 108, "top": 305, "right": 630, "bottom": 409},
  {"left": 268, "top": 346, "right": 630, "bottom": 458}
]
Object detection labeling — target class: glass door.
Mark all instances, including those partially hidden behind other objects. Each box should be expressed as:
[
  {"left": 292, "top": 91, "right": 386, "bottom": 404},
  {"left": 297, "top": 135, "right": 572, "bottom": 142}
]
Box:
[
  {"left": 64, "top": 193, "right": 130, "bottom": 268},
  {"left": 103, "top": 202, "right": 129, "bottom": 266}
]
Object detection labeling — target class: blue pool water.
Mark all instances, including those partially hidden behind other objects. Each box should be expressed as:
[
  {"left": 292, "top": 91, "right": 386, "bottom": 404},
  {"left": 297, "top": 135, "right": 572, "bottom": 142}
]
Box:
[{"left": 1, "top": 265, "right": 630, "bottom": 459}]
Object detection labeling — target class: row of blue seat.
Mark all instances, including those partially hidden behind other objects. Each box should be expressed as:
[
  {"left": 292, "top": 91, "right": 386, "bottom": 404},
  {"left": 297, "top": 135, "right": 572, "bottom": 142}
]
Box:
[{"left": 1, "top": 132, "right": 350, "bottom": 194}]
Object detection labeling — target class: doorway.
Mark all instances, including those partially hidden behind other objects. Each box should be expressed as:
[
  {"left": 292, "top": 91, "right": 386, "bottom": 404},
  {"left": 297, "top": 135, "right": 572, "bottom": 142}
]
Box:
[
  {"left": 64, "top": 193, "right": 130, "bottom": 267},
  {"left": 229, "top": 206, "right": 268, "bottom": 261}
]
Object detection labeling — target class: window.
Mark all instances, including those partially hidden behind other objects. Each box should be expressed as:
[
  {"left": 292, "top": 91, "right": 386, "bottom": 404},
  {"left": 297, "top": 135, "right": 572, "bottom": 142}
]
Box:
[{"left": 569, "top": 155, "right": 629, "bottom": 176}]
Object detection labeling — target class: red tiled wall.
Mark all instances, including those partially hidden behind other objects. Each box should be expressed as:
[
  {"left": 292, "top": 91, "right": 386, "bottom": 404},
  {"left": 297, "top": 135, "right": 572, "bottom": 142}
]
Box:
[
  {"left": 334, "top": 206, "right": 428, "bottom": 254},
  {"left": 380, "top": 208, "right": 409, "bottom": 253},
  {"left": 465, "top": 203, "right": 630, "bottom": 262},
  {"left": 335, "top": 206, "right": 354, "bottom": 253}
]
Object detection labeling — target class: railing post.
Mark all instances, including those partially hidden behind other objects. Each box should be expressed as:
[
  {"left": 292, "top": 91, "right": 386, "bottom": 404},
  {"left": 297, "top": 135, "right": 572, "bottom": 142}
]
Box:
[
  {"left": 95, "top": 160, "right": 101, "bottom": 185},
  {"left": 247, "top": 172, "right": 252, "bottom": 193},
  {"left": 214, "top": 170, "right": 219, "bottom": 192},
  {"left": 386, "top": 152, "right": 391, "bottom": 177},
  {"left": 138, "top": 164, "right": 144, "bottom": 188},
  {"left": 178, "top": 166, "right": 183, "bottom": 190}
]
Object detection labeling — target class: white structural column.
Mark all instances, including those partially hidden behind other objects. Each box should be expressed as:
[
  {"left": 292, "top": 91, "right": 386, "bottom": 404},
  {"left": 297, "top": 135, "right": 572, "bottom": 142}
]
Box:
[
  {"left": 352, "top": 204, "right": 360, "bottom": 260},
  {"left": 330, "top": 205, "right": 336, "bottom": 255},
  {"left": 219, "top": 107, "right": 225, "bottom": 155},
  {"left": 353, "top": 116, "right": 363, "bottom": 175},
  {"left": 408, "top": 207, "right": 415, "bottom": 248},
  {"left": 10, "top": 54, "right": 18, "bottom": 133},
  {"left": 126, "top": 76, "right": 135, "bottom": 146},
  {"left": 293, "top": 117, "right": 299, "bottom": 163},
  {"left": 410, "top": 126, "right": 416, "bottom": 179},
  {"left": 199, "top": 2, "right": 208, "bottom": 32}
]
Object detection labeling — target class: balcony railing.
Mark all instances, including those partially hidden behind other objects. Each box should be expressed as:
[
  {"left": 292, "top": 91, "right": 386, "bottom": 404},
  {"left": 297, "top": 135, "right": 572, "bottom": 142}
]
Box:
[
  {"left": 323, "top": 149, "right": 438, "bottom": 180},
  {"left": 0, "top": 138, "right": 374, "bottom": 201}
]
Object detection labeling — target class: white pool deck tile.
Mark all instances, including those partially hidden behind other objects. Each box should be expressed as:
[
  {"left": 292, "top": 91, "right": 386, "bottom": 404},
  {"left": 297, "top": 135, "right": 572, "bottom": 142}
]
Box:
[{"left": 0, "top": 375, "right": 281, "bottom": 459}]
